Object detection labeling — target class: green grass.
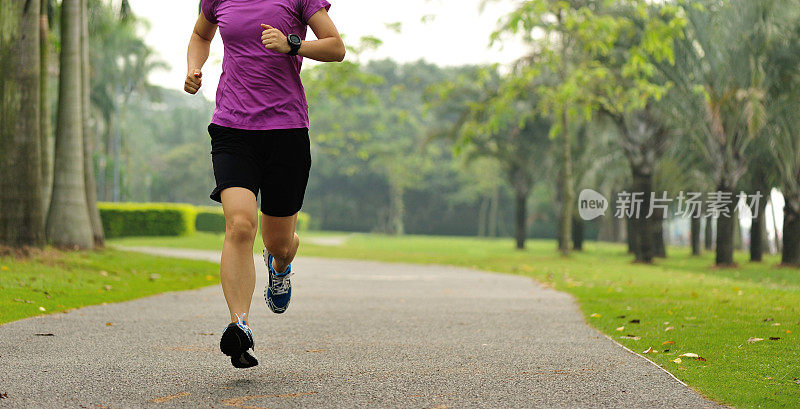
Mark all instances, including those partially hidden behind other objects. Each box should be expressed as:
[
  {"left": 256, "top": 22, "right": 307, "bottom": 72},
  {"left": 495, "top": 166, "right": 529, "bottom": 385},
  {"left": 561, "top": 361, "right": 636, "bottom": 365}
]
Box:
[
  {"left": 0, "top": 248, "right": 220, "bottom": 325},
  {"left": 110, "top": 232, "right": 800, "bottom": 408}
]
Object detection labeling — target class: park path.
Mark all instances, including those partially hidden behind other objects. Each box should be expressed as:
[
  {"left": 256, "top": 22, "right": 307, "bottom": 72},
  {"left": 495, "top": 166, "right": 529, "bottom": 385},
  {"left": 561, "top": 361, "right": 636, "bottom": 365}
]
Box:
[{"left": 0, "top": 248, "right": 724, "bottom": 409}]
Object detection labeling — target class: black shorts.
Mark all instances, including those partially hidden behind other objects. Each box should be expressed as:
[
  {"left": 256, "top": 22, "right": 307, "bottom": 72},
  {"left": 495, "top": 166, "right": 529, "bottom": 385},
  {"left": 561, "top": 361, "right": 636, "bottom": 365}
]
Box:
[{"left": 208, "top": 123, "right": 312, "bottom": 217}]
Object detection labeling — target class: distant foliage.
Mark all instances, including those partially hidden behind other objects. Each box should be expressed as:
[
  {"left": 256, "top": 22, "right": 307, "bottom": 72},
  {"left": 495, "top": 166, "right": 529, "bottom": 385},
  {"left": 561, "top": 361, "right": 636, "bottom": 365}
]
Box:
[
  {"left": 98, "top": 202, "right": 197, "bottom": 238},
  {"left": 195, "top": 206, "right": 225, "bottom": 233}
]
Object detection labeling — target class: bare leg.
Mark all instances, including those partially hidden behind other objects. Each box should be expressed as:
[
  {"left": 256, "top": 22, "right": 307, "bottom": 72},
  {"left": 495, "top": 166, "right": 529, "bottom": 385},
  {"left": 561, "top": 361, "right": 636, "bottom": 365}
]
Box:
[
  {"left": 220, "top": 188, "right": 258, "bottom": 323},
  {"left": 262, "top": 212, "right": 300, "bottom": 273}
]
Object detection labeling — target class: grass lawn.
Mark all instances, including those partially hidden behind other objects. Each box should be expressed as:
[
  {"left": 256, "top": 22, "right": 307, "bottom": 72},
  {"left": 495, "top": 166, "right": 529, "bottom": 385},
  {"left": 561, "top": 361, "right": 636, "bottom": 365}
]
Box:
[
  {"left": 110, "top": 231, "right": 800, "bottom": 408},
  {"left": 0, "top": 248, "right": 220, "bottom": 325}
]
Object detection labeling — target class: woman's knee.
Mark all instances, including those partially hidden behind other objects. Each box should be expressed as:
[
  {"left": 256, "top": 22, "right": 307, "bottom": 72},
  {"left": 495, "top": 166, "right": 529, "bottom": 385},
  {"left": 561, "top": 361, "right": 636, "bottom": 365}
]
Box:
[{"left": 225, "top": 213, "right": 258, "bottom": 243}]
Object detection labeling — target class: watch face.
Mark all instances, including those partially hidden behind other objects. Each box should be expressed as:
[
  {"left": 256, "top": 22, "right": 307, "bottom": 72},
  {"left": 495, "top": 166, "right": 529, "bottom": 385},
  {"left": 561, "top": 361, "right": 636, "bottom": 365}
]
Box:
[{"left": 289, "top": 34, "right": 301, "bottom": 45}]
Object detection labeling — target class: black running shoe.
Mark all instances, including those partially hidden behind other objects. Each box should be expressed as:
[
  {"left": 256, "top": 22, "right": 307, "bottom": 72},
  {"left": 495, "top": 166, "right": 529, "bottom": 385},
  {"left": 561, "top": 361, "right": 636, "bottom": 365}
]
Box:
[{"left": 219, "top": 313, "right": 258, "bottom": 369}]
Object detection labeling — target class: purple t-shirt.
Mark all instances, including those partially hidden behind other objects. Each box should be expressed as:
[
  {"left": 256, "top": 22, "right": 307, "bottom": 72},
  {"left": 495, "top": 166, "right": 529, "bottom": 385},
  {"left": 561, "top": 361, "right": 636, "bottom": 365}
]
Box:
[{"left": 201, "top": 0, "right": 331, "bottom": 130}]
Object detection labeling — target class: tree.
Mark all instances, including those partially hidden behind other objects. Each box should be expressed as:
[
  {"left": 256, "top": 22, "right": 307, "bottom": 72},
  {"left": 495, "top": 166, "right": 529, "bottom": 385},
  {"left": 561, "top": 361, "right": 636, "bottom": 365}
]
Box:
[
  {"left": 46, "top": 0, "right": 93, "bottom": 249},
  {"left": 82, "top": 0, "right": 104, "bottom": 246},
  {"left": 0, "top": 0, "right": 44, "bottom": 247},
  {"left": 662, "top": 0, "right": 771, "bottom": 266},
  {"left": 430, "top": 66, "right": 552, "bottom": 249},
  {"left": 41, "top": 0, "right": 54, "bottom": 215}
]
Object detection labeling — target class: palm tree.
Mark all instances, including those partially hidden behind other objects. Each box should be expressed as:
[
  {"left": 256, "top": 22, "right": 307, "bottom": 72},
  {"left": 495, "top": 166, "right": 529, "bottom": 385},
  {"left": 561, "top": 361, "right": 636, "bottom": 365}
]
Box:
[
  {"left": 46, "top": 0, "right": 93, "bottom": 249},
  {"left": 0, "top": 0, "right": 45, "bottom": 247},
  {"left": 660, "top": 0, "right": 771, "bottom": 266},
  {"left": 82, "top": 0, "right": 104, "bottom": 246},
  {"left": 41, "top": 0, "right": 54, "bottom": 216}
]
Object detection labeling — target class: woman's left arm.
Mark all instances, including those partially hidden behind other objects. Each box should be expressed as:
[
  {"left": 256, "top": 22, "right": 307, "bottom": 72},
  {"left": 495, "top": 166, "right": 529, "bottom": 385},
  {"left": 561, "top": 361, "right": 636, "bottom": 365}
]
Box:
[{"left": 261, "top": 9, "right": 345, "bottom": 62}]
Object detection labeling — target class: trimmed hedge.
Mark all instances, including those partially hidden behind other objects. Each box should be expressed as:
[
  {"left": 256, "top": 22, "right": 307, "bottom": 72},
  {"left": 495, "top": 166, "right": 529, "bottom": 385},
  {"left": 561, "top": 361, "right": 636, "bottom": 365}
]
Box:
[
  {"left": 98, "top": 202, "right": 197, "bottom": 238},
  {"left": 196, "top": 206, "right": 225, "bottom": 233},
  {"left": 100, "top": 202, "right": 310, "bottom": 237},
  {"left": 195, "top": 206, "right": 310, "bottom": 233}
]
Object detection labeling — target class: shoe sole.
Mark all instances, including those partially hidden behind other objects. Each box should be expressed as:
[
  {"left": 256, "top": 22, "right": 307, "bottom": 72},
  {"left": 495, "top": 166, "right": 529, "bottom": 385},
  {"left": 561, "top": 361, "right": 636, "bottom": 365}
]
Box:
[
  {"left": 220, "top": 327, "right": 258, "bottom": 368},
  {"left": 220, "top": 327, "right": 245, "bottom": 357}
]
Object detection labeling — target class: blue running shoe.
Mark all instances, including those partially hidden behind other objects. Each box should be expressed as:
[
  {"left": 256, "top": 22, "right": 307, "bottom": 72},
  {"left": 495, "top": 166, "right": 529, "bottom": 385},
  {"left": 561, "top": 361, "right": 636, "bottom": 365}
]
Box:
[
  {"left": 220, "top": 313, "right": 258, "bottom": 368},
  {"left": 263, "top": 249, "right": 292, "bottom": 314}
]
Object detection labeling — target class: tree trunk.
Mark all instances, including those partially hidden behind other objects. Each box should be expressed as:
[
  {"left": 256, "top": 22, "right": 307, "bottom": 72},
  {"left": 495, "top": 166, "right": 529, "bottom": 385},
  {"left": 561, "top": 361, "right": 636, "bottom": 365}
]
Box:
[
  {"left": 557, "top": 112, "right": 573, "bottom": 254},
  {"left": 714, "top": 185, "right": 736, "bottom": 266},
  {"left": 704, "top": 216, "right": 714, "bottom": 250},
  {"left": 626, "top": 214, "right": 635, "bottom": 253},
  {"left": 46, "top": 0, "right": 94, "bottom": 249},
  {"left": 652, "top": 216, "right": 666, "bottom": 258},
  {"left": 388, "top": 180, "right": 404, "bottom": 235},
  {"left": 488, "top": 186, "right": 499, "bottom": 237},
  {"left": 690, "top": 216, "right": 702, "bottom": 256},
  {"left": 782, "top": 200, "right": 800, "bottom": 266},
  {"left": 750, "top": 195, "right": 768, "bottom": 262},
  {"left": 514, "top": 188, "right": 528, "bottom": 250},
  {"left": 81, "top": 0, "right": 104, "bottom": 247},
  {"left": 477, "top": 196, "right": 488, "bottom": 237},
  {"left": 40, "top": 0, "right": 53, "bottom": 217},
  {"left": 631, "top": 169, "right": 653, "bottom": 263},
  {"left": 770, "top": 196, "right": 782, "bottom": 254},
  {"left": 572, "top": 215, "right": 584, "bottom": 251},
  {"left": 0, "top": 0, "right": 45, "bottom": 247}
]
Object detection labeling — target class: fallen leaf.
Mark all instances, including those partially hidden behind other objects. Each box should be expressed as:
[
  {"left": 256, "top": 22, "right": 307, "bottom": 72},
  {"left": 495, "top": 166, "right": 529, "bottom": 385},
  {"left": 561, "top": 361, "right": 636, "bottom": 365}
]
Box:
[
  {"left": 748, "top": 337, "right": 764, "bottom": 343},
  {"left": 680, "top": 353, "right": 700, "bottom": 358},
  {"left": 662, "top": 340, "right": 675, "bottom": 345},
  {"left": 772, "top": 323, "right": 781, "bottom": 326},
  {"left": 769, "top": 337, "right": 780, "bottom": 341},
  {"left": 672, "top": 358, "right": 682, "bottom": 364},
  {"left": 620, "top": 335, "right": 641, "bottom": 340},
  {"left": 0, "top": 392, "right": 7, "bottom": 399},
  {"left": 787, "top": 330, "right": 792, "bottom": 334},
  {"left": 105, "top": 322, "right": 113, "bottom": 326},
  {"left": 695, "top": 357, "right": 707, "bottom": 362},
  {"left": 205, "top": 275, "right": 215, "bottom": 281},
  {"left": 38, "top": 307, "right": 46, "bottom": 311},
  {"left": 763, "top": 318, "right": 774, "bottom": 322},
  {"left": 665, "top": 326, "right": 675, "bottom": 331},
  {"left": 664, "top": 321, "right": 670, "bottom": 325},
  {"left": 590, "top": 313, "right": 602, "bottom": 318},
  {"left": 629, "top": 319, "right": 640, "bottom": 324},
  {"left": 34, "top": 333, "right": 54, "bottom": 337},
  {"left": 616, "top": 326, "right": 625, "bottom": 331},
  {"left": 306, "top": 349, "right": 326, "bottom": 353},
  {"left": 103, "top": 285, "right": 112, "bottom": 291},
  {"left": 643, "top": 347, "right": 655, "bottom": 354},
  {"left": 616, "top": 315, "right": 626, "bottom": 319}
]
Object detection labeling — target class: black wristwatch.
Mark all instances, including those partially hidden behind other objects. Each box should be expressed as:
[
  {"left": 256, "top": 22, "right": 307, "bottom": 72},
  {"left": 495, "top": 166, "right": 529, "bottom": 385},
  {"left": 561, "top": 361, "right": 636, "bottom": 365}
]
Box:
[{"left": 287, "top": 34, "right": 301, "bottom": 56}]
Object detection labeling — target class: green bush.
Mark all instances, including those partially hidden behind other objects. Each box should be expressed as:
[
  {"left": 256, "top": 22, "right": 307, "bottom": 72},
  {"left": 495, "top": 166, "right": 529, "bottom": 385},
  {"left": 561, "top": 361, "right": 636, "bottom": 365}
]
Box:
[
  {"left": 296, "top": 212, "right": 310, "bottom": 232},
  {"left": 98, "top": 202, "right": 197, "bottom": 238},
  {"left": 196, "top": 206, "right": 225, "bottom": 233}
]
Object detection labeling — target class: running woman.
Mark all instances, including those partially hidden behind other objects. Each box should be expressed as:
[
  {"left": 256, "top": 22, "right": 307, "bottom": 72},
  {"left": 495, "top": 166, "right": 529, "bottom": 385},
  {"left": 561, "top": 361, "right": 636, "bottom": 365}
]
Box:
[{"left": 184, "top": 0, "right": 344, "bottom": 368}]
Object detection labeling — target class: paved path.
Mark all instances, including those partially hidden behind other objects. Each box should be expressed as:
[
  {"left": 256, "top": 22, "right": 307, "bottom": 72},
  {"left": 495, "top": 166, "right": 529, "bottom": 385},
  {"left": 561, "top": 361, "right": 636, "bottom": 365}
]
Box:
[{"left": 0, "top": 248, "right": 723, "bottom": 408}]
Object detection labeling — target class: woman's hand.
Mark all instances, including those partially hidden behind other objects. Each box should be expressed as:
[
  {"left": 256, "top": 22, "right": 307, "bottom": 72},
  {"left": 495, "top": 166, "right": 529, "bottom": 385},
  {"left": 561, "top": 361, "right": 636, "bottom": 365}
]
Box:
[
  {"left": 261, "top": 24, "right": 291, "bottom": 54},
  {"left": 184, "top": 69, "right": 202, "bottom": 94}
]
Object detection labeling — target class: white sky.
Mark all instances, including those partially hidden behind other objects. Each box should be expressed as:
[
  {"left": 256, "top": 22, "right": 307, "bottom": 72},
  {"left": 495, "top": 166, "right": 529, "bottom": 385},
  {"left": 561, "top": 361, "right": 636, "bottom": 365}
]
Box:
[{"left": 127, "top": 0, "right": 527, "bottom": 100}]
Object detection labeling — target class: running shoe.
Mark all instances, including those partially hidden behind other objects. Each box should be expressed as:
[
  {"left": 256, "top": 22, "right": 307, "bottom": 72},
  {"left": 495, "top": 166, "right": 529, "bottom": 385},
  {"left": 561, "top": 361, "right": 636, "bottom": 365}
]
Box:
[
  {"left": 263, "top": 249, "right": 293, "bottom": 314},
  {"left": 219, "top": 313, "right": 258, "bottom": 368}
]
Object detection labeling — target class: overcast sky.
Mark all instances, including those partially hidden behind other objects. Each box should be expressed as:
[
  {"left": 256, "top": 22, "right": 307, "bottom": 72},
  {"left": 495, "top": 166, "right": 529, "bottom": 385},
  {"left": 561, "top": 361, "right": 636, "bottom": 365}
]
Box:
[{"left": 128, "top": 0, "right": 528, "bottom": 100}]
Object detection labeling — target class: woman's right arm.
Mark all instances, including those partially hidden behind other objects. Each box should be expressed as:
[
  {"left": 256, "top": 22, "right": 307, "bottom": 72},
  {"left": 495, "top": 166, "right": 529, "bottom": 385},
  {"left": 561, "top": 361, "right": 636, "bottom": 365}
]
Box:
[{"left": 185, "top": 13, "right": 218, "bottom": 94}]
